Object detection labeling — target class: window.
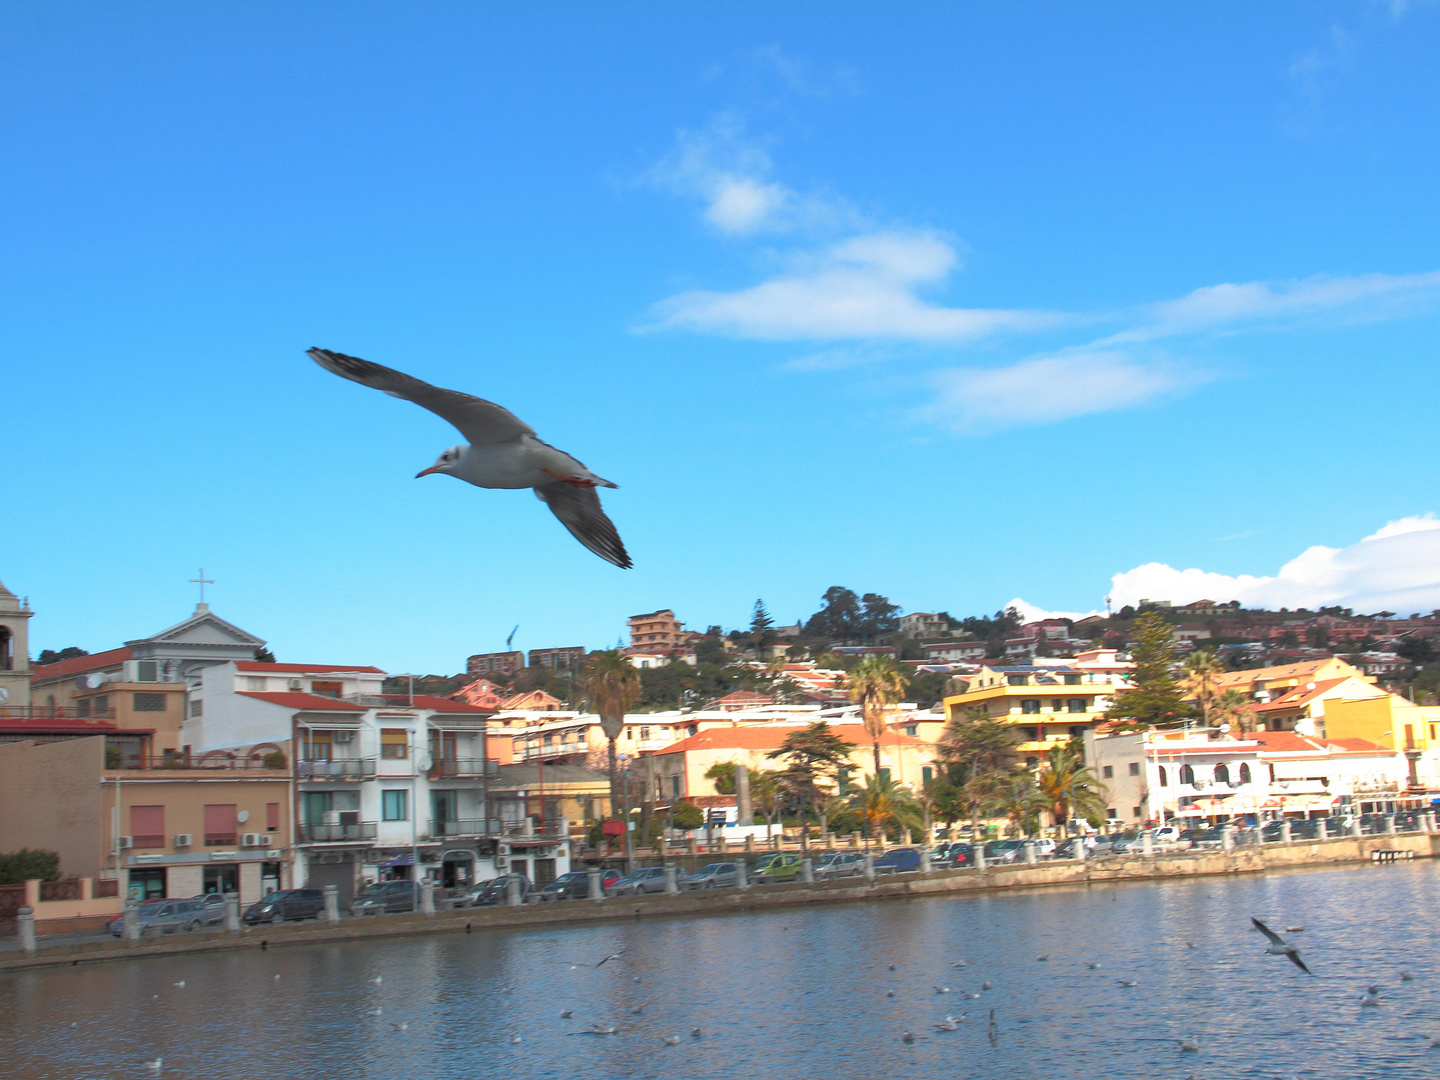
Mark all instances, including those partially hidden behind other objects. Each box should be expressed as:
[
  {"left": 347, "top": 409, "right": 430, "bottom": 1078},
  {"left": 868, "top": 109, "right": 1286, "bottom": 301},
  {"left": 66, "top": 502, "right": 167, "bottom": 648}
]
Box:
[
  {"left": 1051, "top": 699, "right": 1063, "bottom": 711},
  {"left": 246, "top": 677, "right": 266, "bottom": 691},
  {"left": 382, "top": 790, "right": 409, "bottom": 821},
  {"left": 133, "top": 692, "right": 166, "bottom": 712},
  {"left": 311, "top": 681, "right": 343, "bottom": 699},
  {"left": 671, "top": 775, "right": 680, "bottom": 797},
  {"left": 1067, "top": 698, "right": 1087, "bottom": 713},
  {"left": 922, "top": 765, "right": 933, "bottom": 784},
  {"left": 1102, "top": 765, "right": 1114, "bottom": 779},
  {"left": 77, "top": 698, "right": 91, "bottom": 718},
  {"left": 640, "top": 727, "right": 650, "bottom": 741},
  {"left": 1132, "top": 806, "right": 1142, "bottom": 818},
  {"left": 1128, "top": 762, "right": 1140, "bottom": 776},
  {"left": 136, "top": 660, "right": 158, "bottom": 682},
  {"left": 1068, "top": 725, "right": 1085, "bottom": 738},
  {"left": 1064, "top": 674, "right": 1082, "bottom": 685},
  {"left": 878, "top": 768, "right": 891, "bottom": 784},
  {"left": 266, "top": 803, "right": 280, "bottom": 831},
  {"left": 1214, "top": 763, "right": 1230, "bottom": 785},
  {"left": 130, "top": 806, "right": 165, "bottom": 849},
  {"left": 905, "top": 725, "right": 918, "bottom": 737},
  {"left": 1021, "top": 699, "right": 1041, "bottom": 714},
  {"left": 94, "top": 695, "right": 108, "bottom": 713},
  {"left": 188, "top": 699, "right": 203, "bottom": 718},
  {"left": 203, "top": 804, "right": 237, "bottom": 846},
  {"left": 1158, "top": 766, "right": 1168, "bottom": 787},
  {"left": 1238, "top": 763, "right": 1252, "bottom": 784},
  {"left": 1106, "top": 808, "right": 1118, "bottom": 819},
  {"left": 1179, "top": 764, "right": 1195, "bottom": 786},
  {"left": 1007, "top": 675, "right": 1029, "bottom": 686},
  {"left": 380, "top": 729, "right": 408, "bottom": 759}
]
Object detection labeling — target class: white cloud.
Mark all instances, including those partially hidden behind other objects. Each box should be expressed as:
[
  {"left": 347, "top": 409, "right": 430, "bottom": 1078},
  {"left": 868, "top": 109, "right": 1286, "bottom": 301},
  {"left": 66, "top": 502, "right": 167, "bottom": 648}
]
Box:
[
  {"left": 1107, "top": 514, "right": 1440, "bottom": 615},
  {"left": 914, "top": 350, "right": 1208, "bottom": 434},
  {"left": 648, "top": 230, "right": 1060, "bottom": 341},
  {"left": 1006, "top": 598, "right": 1105, "bottom": 624}
]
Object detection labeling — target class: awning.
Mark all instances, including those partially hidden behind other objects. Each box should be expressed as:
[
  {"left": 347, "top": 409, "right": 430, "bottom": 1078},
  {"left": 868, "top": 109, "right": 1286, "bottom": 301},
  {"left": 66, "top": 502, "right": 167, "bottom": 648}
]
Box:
[{"left": 380, "top": 853, "right": 414, "bottom": 867}]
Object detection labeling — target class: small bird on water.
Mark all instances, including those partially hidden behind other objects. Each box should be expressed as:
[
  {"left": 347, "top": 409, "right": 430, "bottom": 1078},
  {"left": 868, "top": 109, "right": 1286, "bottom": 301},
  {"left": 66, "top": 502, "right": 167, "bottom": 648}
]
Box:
[
  {"left": 661, "top": 1035, "right": 680, "bottom": 1046},
  {"left": 559, "top": 1010, "right": 572, "bottom": 1019},
  {"left": 309, "top": 348, "right": 631, "bottom": 568},
  {"left": 145, "top": 1059, "right": 162, "bottom": 1072}
]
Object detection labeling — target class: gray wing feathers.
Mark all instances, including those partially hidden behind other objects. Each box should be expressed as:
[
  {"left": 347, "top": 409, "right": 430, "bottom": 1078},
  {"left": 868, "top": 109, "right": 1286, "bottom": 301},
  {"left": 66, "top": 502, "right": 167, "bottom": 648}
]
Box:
[
  {"left": 536, "top": 482, "right": 632, "bottom": 569},
  {"left": 1251, "top": 918, "right": 1284, "bottom": 946},
  {"left": 309, "top": 348, "right": 535, "bottom": 447}
]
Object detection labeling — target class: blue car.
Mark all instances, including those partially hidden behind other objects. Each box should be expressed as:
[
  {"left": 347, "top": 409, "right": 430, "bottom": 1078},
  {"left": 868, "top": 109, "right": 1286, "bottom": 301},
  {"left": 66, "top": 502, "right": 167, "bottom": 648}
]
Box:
[{"left": 872, "top": 848, "right": 922, "bottom": 874}]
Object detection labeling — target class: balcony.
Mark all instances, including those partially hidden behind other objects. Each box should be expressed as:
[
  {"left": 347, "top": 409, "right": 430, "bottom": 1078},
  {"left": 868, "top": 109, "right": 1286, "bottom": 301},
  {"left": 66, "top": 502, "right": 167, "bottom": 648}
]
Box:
[
  {"left": 427, "top": 818, "right": 493, "bottom": 838},
  {"left": 107, "top": 753, "right": 289, "bottom": 772},
  {"left": 431, "top": 758, "right": 497, "bottom": 778},
  {"left": 298, "top": 758, "right": 377, "bottom": 780},
  {"left": 297, "top": 821, "right": 378, "bottom": 843}
]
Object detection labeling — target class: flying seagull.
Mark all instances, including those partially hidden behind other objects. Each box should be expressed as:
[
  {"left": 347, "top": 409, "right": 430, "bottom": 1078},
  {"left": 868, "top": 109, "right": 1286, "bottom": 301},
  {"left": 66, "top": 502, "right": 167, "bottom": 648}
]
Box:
[
  {"left": 1252, "top": 918, "right": 1311, "bottom": 974},
  {"left": 309, "top": 348, "right": 630, "bottom": 568}
]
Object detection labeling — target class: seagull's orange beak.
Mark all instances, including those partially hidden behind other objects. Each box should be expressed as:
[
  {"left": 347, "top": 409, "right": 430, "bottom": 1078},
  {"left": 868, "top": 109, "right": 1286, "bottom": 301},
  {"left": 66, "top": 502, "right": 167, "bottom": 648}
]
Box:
[{"left": 415, "top": 465, "right": 443, "bottom": 478}]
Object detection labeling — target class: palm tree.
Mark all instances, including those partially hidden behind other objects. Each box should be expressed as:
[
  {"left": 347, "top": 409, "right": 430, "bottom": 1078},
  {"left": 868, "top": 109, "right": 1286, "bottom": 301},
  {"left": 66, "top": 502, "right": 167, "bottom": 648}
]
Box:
[
  {"left": 1035, "top": 746, "right": 1108, "bottom": 836},
  {"left": 1179, "top": 650, "right": 1226, "bottom": 726},
  {"left": 995, "top": 770, "right": 1046, "bottom": 838},
  {"left": 1213, "top": 688, "right": 1258, "bottom": 734},
  {"left": 854, "top": 773, "right": 922, "bottom": 843},
  {"left": 582, "top": 650, "right": 641, "bottom": 816},
  {"left": 846, "top": 655, "right": 910, "bottom": 778}
]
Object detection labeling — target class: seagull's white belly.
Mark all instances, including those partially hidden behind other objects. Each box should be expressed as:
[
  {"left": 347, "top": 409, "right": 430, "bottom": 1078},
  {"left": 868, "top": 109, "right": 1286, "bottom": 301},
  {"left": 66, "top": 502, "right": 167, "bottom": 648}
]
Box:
[{"left": 453, "top": 439, "right": 583, "bottom": 490}]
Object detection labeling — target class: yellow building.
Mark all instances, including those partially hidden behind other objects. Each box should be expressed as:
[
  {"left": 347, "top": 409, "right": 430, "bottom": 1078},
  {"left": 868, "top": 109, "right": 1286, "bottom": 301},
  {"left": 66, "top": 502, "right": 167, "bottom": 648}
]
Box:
[
  {"left": 1323, "top": 693, "right": 1440, "bottom": 791},
  {"left": 942, "top": 664, "right": 1126, "bottom": 758},
  {"left": 1213, "top": 657, "right": 1374, "bottom": 703}
]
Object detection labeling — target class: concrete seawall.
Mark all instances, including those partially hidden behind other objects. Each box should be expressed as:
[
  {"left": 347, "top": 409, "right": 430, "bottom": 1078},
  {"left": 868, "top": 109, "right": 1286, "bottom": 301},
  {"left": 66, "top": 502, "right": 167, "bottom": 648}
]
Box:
[{"left": 4, "top": 831, "right": 1432, "bottom": 972}]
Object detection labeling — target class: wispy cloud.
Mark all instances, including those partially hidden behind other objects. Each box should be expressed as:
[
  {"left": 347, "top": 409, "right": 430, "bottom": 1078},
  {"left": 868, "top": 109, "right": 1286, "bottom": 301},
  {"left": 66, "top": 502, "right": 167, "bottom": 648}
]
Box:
[{"left": 914, "top": 350, "right": 1209, "bottom": 436}]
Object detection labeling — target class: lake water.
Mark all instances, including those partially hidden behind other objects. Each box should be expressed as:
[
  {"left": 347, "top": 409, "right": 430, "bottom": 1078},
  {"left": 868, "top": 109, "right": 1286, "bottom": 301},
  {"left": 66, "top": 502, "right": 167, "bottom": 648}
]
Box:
[{"left": 5, "top": 861, "right": 1440, "bottom": 1080}]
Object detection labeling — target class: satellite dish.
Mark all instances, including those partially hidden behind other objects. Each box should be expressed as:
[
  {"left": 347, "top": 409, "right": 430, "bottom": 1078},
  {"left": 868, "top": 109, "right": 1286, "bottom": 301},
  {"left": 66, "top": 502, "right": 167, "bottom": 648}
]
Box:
[
  {"left": 236, "top": 810, "right": 250, "bottom": 824},
  {"left": 84, "top": 673, "right": 104, "bottom": 689},
  {"left": 1219, "top": 723, "right": 1232, "bottom": 733},
  {"left": 415, "top": 750, "right": 434, "bottom": 773}
]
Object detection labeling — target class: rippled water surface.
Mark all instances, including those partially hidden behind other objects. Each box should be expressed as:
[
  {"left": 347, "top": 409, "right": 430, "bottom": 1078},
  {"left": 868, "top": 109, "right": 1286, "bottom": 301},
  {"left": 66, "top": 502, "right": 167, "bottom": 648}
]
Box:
[{"left": 6, "top": 862, "right": 1440, "bottom": 1080}]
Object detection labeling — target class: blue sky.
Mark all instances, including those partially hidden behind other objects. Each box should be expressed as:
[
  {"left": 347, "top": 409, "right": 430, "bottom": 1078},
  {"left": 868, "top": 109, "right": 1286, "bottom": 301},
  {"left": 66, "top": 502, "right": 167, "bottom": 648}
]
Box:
[{"left": 4, "top": 2, "right": 1439, "bottom": 672}]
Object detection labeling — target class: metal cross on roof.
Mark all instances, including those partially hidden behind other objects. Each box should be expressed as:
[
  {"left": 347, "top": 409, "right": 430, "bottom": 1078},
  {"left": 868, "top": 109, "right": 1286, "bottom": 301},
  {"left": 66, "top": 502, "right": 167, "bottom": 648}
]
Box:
[{"left": 189, "top": 568, "right": 215, "bottom": 604}]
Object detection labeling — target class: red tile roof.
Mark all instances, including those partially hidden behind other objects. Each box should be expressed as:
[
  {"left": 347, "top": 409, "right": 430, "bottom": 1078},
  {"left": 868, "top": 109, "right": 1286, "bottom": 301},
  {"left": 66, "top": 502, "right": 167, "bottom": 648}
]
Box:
[
  {"left": 0, "top": 716, "right": 120, "bottom": 734},
  {"left": 30, "top": 647, "right": 132, "bottom": 682},
  {"left": 237, "top": 692, "right": 368, "bottom": 712},
  {"left": 1249, "top": 730, "right": 1391, "bottom": 755},
  {"left": 653, "top": 723, "right": 924, "bottom": 756},
  {"left": 236, "top": 661, "right": 385, "bottom": 674},
  {"left": 405, "top": 695, "right": 490, "bottom": 714}
]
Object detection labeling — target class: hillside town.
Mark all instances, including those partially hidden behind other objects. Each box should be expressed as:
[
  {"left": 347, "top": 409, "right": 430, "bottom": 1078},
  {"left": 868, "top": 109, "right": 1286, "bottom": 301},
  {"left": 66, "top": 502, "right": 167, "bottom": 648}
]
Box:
[{"left": 1, "top": 573, "right": 1438, "bottom": 933}]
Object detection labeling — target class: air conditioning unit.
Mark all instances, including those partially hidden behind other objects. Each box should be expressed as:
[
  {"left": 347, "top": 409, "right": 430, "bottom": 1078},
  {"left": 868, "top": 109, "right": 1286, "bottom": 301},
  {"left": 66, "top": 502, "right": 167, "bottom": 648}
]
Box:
[
  {"left": 288, "top": 679, "right": 304, "bottom": 691},
  {"left": 241, "top": 833, "right": 266, "bottom": 848},
  {"left": 494, "top": 855, "right": 509, "bottom": 869},
  {"left": 332, "top": 731, "right": 354, "bottom": 743},
  {"left": 118, "top": 836, "right": 134, "bottom": 849},
  {"left": 174, "top": 834, "right": 193, "bottom": 848},
  {"left": 322, "top": 811, "right": 342, "bottom": 825}
]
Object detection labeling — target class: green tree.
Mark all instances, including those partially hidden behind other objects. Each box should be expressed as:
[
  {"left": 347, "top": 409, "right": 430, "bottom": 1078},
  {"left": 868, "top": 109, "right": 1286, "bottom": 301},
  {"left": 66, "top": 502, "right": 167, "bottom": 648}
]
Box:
[
  {"left": 670, "top": 800, "right": 704, "bottom": 831},
  {"left": 854, "top": 773, "right": 922, "bottom": 842},
  {"left": 1214, "top": 688, "right": 1258, "bottom": 734},
  {"left": 582, "top": 650, "right": 641, "bottom": 814},
  {"left": 846, "top": 654, "right": 910, "bottom": 777},
  {"left": 936, "top": 706, "right": 1021, "bottom": 839},
  {"left": 704, "top": 760, "right": 737, "bottom": 795},
  {"left": 1106, "top": 611, "right": 1192, "bottom": 730},
  {"left": 0, "top": 848, "right": 61, "bottom": 884},
  {"left": 1035, "top": 746, "right": 1108, "bottom": 835},
  {"left": 750, "top": 599, "right": 776, "bottom": 656},
  {"left": 994, "top": 770, "right": 1046, "bottom": 838},
  {"left": 35, "top": 646, "right": 88, "bottom": 666},
  {"left": 767, "top": 721, "right": 852, "bottom": 853}
]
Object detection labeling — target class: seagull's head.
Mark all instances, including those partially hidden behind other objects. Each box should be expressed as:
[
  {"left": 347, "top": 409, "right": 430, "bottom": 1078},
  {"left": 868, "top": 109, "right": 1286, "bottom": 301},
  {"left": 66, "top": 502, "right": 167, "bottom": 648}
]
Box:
[{"left": 416, "top": 446, "right": 465, "bottom": 478}]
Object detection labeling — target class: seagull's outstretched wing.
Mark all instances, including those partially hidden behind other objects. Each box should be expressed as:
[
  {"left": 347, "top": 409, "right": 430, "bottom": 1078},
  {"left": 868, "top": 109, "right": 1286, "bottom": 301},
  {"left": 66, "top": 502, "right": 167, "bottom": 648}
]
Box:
[
  {"left": 1252, "top": 918, "right": 1286, "bottom": 946},
  {"left": 536, "top": 483, "right": 632, "bottom": 569},
  {"left": 1285, "top": 950, "right": 1311, "bottom": 975},
  {"left": 309, "top": 348, "right": 536, "bottom": 448}
]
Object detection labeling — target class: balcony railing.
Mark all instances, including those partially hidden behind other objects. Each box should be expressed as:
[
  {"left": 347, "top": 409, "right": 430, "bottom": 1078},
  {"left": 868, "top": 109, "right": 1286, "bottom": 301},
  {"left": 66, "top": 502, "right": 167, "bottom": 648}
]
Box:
[
  {"left": 109, "top": 754, "right": 288, "bottom": 772},
  {"left": 0, "top": 705, "right": 117, "bottom": 720},
  {"left": 297, "top": 821, "right": 378, "bottom": 843},
  {"left": 205, "top": 833, "right": 238, "bottom": 846},
  {"left": 431, "top": 758, "right": 496, "bottom": 778},
  {"left": 428, "top": 819, "right": 492, "bottom": 838},
  {"left": 298, "top": 758, "right": 377, "bottom": 780}
]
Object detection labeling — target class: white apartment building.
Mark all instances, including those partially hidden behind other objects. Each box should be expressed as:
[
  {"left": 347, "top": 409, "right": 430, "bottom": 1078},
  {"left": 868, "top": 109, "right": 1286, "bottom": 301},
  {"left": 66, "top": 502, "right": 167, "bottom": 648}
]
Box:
[{"left": 183, "top": 660, "right": 569, "bottom": 903}]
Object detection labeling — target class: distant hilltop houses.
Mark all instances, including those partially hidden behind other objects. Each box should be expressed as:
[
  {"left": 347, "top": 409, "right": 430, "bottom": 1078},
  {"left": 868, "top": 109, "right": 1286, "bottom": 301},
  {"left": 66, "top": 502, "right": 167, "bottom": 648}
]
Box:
[{"left": 0, "top": 572, "right": 1436, "bottom": 925}]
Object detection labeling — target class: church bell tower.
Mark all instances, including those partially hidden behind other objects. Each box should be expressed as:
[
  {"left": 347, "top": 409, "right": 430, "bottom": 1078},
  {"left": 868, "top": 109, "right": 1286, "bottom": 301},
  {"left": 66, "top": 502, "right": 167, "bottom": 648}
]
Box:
[{"left": 0, "top": 577, "right": 33, "bottom": 709}]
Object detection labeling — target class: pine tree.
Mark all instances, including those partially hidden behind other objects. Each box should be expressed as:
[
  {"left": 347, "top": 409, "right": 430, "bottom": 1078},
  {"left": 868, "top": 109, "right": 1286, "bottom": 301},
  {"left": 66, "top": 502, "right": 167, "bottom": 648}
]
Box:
[
  {"left": 750, "top": 599, "right": 776, "bottom": 654},
  {"left": 1105, "top": 611, "right": 1193, "bottom": 730}
]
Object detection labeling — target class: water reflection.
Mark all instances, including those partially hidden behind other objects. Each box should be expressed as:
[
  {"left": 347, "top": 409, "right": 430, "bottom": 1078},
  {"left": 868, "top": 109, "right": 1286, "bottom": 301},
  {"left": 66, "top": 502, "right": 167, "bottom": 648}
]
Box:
[{"left": 5, "top": 862, "right": 1440, "bottom": 1079}]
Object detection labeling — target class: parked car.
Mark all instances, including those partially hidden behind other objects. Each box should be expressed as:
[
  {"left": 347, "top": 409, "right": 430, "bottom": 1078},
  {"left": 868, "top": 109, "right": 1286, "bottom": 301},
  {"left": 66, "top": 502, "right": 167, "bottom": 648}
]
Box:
[
  {"left": 350, "top": 880, "right": 422, "bottom": 916},
  {"left": 685, "top": 863, "right": 740, "bottom": 890},
  {"left": 981, "top": 840, "right": 1024, "bottom": 864},
  {"left": 1030, "top": 838, "right": 1057, "bottom": 858},
  {"left": 930, "top": 842, "right": 973, "bottom": 868},
  {"left": 1179, "top": 827, "right": 1224, "bottom": 850},
  {"left": 1051, "top": 839, "right": 1082, "bottom": 859},
  {"left": 605, "top": 867, "right": 671, "bottom": 896},
  {"left": 1148, "top": 826, "right": 1182, "bottom": 845},
  {"left": 243, "top": 888, "right": 326, "bottom": 924},
  {"left": 872, "top": 848, "right": 921, "bottom": 874},
  {"left": 190, "top": 892, "right": 229, "bottom": 925},
  {"left": 106, "top": 898, "right": 203, "bottom": 937},
  {"left": 811, "top": 851, "right": 867, "bottom": 879},
  {"left": 751, "top": 853, "right": 803, "bottom": 884},
  {"left": 537, "top": 869, "right": 620, "bottom": 901},
  {"left": 453, "top": 874, "right": 531, "bottom": 907}
]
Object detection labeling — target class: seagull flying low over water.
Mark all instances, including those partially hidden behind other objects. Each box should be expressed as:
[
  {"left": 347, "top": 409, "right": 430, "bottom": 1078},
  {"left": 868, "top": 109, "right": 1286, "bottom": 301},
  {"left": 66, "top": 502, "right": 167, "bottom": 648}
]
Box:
[
  {"left": 309, "top": 348, "right": 631, "bottom": 568},
  {"left": 1252, "top": 918, "right": 1311, "bottom": 974}
]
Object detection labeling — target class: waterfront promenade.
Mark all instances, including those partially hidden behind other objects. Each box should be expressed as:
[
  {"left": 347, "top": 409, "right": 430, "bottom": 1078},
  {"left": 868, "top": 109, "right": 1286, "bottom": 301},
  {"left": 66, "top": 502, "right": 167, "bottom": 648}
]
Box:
[{"left": 4, "top": 827, "right": 1433, "bottom": 972}]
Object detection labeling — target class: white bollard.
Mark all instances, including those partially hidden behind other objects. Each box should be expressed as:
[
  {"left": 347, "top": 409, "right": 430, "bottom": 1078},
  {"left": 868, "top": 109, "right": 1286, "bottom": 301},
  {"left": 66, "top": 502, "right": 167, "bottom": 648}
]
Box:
[
  {"left": 420, "top": 879, "right": 435, "bottom": 917},
  {"left": 1221, "top": 825, "right": 1235, "bottom": 852},
  {"left": 734, "top": 860, "right": 748, "bottom": 891},
  {"left": 1423, "top": 812, "right": 1436, "bottom": 834},
  {"left": 1349, "top": 817, "right": 1361, "bottom": 838},
  {"left": 224, "top": 892, "right": 240, "bottom": 934},
  {"left": 1073, "top": 837, "right": 1086, "bottom": 863},
  {"left": 1280, "top": 819, "right": 1292, "bottom": 844},
  {"left": 1384, "top": 814, "right": 1397, "bottom": 835},
  {"left": 1024, "top": 842, "right": 1037, "bottom": 865},
  {"left": 1141, "top": 831, "right": 1155, "bottom": 859},
  {"left": 16, "top": 906, "right": 36, "bottom": 955},
  {"left": 919, "top": 850, "right": 932, "bottom": 875},
  {"left": 323, "top": 884, "right": 340, "bottom": 925},
  {"left": 506, "top": 876, "right": 522, "bottom": 908},
  {"left": 974, "top": 843, "right": 987, "bottom": 870},
  {"left": 664, "top": 865, "right": 679, "bottom": 896},
  {"left": 587, "top": 866, "right": 603, "bottom": 902},
  {"left": 863, "top": 852, "right": 876, "bottom": 882},
  {"left": 124, "top": 902, "right": 141, "bottom": 943},
  {"left": 1316, "top": 819, "right": 1328, "bottom": 840},
  {"left": 801, "top": 857, "right": 814, "bottom": 884}
]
